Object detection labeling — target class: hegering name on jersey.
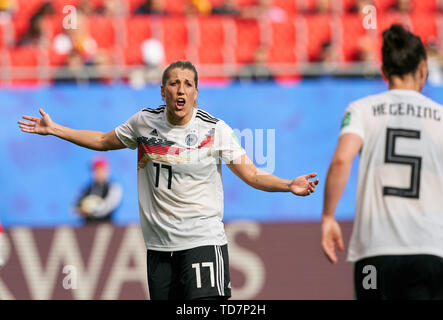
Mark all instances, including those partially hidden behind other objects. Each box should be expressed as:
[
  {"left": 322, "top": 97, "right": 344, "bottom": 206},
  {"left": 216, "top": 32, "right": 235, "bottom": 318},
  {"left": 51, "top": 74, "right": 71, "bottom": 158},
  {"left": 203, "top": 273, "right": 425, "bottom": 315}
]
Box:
[
  {"left": 136, "top": 129, "right": 215, "bottom": 168},
  {"left": 372, "top": 102, "right": 441, "bottom": 121}
]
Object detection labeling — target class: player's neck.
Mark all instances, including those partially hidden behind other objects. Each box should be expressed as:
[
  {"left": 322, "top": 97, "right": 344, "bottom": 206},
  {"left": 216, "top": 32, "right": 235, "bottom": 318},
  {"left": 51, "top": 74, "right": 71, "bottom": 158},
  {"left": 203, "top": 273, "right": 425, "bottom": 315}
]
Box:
[
  {"left": 166, "top": 109, "right": 194, "bottom": 126},
  {"left": 389, "top": 74, "right": 422, "bottom": 92}
]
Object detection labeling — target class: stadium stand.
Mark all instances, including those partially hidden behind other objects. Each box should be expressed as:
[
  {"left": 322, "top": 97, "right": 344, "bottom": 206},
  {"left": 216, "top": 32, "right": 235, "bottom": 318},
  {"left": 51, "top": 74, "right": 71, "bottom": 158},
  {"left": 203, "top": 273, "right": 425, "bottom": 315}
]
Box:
[{"left": 0, "top": 0, "right": 442, "bottom": 83}]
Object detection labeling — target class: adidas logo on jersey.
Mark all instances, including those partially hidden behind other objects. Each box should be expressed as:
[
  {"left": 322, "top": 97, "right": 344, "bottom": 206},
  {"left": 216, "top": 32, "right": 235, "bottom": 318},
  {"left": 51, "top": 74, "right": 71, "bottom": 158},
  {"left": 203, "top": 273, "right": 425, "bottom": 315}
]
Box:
[
  {"left": 150, "top": 129, "right": 158, "bottom": 136},
  {"left": 227, "top": 282, "right": 231, "bottom": 289}
]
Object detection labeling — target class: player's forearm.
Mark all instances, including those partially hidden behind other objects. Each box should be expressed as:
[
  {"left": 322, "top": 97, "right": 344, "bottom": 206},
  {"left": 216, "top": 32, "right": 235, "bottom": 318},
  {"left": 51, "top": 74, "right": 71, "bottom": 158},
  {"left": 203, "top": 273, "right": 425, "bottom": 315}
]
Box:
[
  {"left": 247, "top": 170, "right": 291, "bottom": 192},
  {"left": 322, "top": 159, "right": 353, "bottom": 220},
  {"left": 50, "top": 123, "right": 108, "bottom": 151}
]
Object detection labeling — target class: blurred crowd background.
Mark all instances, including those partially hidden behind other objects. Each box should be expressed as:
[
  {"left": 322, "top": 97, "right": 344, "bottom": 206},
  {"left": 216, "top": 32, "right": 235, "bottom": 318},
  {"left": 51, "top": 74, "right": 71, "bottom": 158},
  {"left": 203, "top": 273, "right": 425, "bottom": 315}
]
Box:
[{"left": 0, "top": 0, "right": 443, "bottom": 86}]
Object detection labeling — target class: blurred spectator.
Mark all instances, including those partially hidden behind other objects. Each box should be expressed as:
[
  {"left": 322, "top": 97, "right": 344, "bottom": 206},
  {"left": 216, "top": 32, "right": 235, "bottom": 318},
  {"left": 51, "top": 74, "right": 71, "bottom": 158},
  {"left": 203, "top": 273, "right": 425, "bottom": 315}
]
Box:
[
  {"left": 52, "top": 10, "right": 113, "bottom": 84},
  {"left": 349, "top": 0, "right": 374, "bottom": 14},
  {"left": 129, "top": 38, "right": 165, "bottom": 88},
  {"left": 302, "top": 0, "right": 331, "bottom": 14},
  {"left": 318, "top": 41, "right": 333, "bottom": 62},
  {"left": 243, "top": 0, "right": 286, "bottom": 22},
  {"left": 17, "top": 1, "right": 53, "bottom": 46},
  {"left": 356, "top": 34, "right": 376, "bottom": 64},
  {"left": 96, "top": 0, "right": 123, "bottom": 16},
  {"left": 75, "top": 156, "right": 122, "bottom": 224},
  {"left": 54, "top": 49, "right": 88, "bottom": 84},
  {"left": 212, "top": 0, "right": 242, "bottom": 15},
  {"left": 0, "top": 0, "right": 15, "bottom": 12},
  {"left": 315, "top": 0, "right": 331, "bottom": 13},
  {"left": 135, "top": 0, "right": 168, "bottom": 15},
  {"left": 316, "top": 41, "right": 338, "bottom": 74},
  {"left": 52, "top": 11, "right": 111, "bottom": 68},
  {"left": 78, "top": 0, "right": 94, "bottom": 15},
  {"left": 390, "top": 0, "right": 412, "bottom": 13},
  {"left": 0, "top": 0, "right": 16, "bottom": 23},
  {"left": 186, "top": 0, "right": 212, "bottom": 15},
  {"left": 234, "top": 45, "right": 275, "bottom": 82},
  {"left": 427, "top": 42, "right": 443, "bottom": 86}
]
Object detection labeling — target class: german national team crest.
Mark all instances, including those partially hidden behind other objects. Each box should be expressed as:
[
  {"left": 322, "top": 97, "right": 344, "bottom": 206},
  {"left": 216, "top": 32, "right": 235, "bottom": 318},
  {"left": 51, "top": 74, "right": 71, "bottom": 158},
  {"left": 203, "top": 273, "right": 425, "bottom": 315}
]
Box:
[{"left": 185, "top": 133, "right": 198, "bottom": 146}]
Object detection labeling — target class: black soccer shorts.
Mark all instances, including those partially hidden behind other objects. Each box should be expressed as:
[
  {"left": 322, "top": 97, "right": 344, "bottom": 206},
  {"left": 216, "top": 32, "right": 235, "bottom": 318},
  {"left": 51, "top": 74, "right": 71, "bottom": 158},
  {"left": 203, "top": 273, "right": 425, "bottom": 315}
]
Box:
[
  {"left": 147, "top": 244, "right": 231, "bottom": 300},
  {"left": 354, "top": 254, "right": 443, "bottom": 300}
]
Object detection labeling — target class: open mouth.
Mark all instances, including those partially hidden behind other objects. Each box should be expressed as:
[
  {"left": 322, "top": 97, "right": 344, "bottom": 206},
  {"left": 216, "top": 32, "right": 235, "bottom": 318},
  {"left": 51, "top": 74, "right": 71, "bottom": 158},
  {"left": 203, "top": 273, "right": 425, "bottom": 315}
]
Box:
[{"left": 176, "top": 98, "right": 186, "bottom": 108}]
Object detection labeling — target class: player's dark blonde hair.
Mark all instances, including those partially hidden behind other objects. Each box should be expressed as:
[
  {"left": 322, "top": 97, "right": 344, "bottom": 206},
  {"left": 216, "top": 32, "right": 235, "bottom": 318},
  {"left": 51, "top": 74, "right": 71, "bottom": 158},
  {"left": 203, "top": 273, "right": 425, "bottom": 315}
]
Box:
[
  {"left": 162, "top": 60, "right": 199, "bottom": 88},
  {"left": 382, "top": 24, "right": 427, "bottom": 80}
]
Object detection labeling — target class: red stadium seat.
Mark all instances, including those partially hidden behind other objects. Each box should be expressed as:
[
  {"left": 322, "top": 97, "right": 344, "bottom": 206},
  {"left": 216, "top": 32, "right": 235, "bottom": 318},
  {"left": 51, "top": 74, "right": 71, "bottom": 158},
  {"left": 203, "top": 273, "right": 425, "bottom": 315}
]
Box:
[
  {"left": 160, "top": 16, "right": 189, "bottom": 63},
  {"left": 16, "top": 0, "right": 45, "bottom": 18},
  {"left": 124, "top": 16, "right": 152, "bottom": 47},
  {"left": 41, "top": 15, "right": 65, "bottom": 41},
  {"left": 374, "top": 12, "right": 411, "bottom": 62},
  {"left": 0, "top": 25, "right": 4, "bottom": 47},
  {"left": 413, "top": 0, "right": 438, "bottom": 13},
  {"left": 376, "top": 12, "right": 409, "bottom": 34},
  {"left": 123, "top": 16, "right": 188, "bottom": 65},
  {"left": 373, "top": 0, "right": 438, "bottom": 13},
  {"left": 296, "top": 0, "right": 316, "bottom": 12},
  {"left": 51, "top": 0, "right": 81, "bottom": 14},
  {"left": 89, "top": 0, "right": 105, "bottom": 11},
  {"left": 123, "top": 16, "right": 152, "bottom": 64},
  {"left": 305, "top": 14, "right": 331, "bottom": 62},
  {"left": 340, "top": 14, "right": 368, "bottom": 62},
  {"left": 341, "top": 0, "right": 358, "bottom": 13},
  {"left": 127, "top": 0, "right": 145, "bottom": 13},
  {"left": 164, "top": 0, "right": 188, "bottom": 14},
  {"left": 195, "top": 16, "right": 227, "bottom": 64},
  {"left": 273, "top": 0, "right": 297, "bottom": 14},
  {"left": 268, "top": 18, "right": 297, "bottom": 63},
  {"left": 88, "top": 16, "right": 115, "bottom": 49},
  {"left": 8, "top": 46, "right": 43, "bottom": 84},
  {"left": 12, "top": 14, "right": 34, "bottom": 43},
  {"left": 410, "top": 13, "right": 438, "bottom": 45},
  {"left": 8, "top": 46, "right": 40, "bottom": 66},
  {"left": 129, "top": 0, "right": 187, "bottom": 14},
  {"left": 233, "top": 18, "right": 261, "bottom": 63},
  {"left": 51, "top": 0, "right": 104, "bottom": 12},
  {"left": 373, "top": 0, "right": 397, "bottom": 12},
  {"left": 236, "top": 0, "right": 257, "bottom": 8}
]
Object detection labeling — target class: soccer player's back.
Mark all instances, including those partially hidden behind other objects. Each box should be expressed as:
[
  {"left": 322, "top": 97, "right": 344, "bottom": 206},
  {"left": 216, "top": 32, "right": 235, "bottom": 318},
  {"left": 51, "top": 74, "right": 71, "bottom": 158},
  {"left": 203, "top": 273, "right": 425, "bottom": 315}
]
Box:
[
  {"left": 321, "top": 24, "right": 443, "bottom": 300},
  {"left": 343, "top": 89, "right": 443, "bottom": 262}
]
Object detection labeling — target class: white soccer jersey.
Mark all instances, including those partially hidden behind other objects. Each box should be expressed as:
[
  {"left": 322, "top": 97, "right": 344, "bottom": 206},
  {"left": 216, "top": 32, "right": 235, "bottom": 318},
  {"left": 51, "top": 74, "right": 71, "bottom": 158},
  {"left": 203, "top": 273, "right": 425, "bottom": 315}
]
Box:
[
  {"left": 341, "top": 89, "right": 443, "bottom": 262},
  {"left": 115, "top": 106, "right": 245, "bottom": 251}
]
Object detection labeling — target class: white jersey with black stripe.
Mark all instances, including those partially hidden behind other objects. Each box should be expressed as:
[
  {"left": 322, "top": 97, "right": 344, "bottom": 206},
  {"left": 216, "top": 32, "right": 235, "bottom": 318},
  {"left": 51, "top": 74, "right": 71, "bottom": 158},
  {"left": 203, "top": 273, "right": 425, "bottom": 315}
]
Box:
[
  {"left": 115, "top": 106, "right": 245, "bottom": 251},
  {"left": 340, "top": 89, "right": 443, "bottom": 262}
]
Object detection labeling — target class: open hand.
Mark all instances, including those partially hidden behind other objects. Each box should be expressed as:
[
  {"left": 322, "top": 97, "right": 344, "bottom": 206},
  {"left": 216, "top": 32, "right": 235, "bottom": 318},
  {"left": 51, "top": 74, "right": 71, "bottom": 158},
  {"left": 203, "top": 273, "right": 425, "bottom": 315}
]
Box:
[
  {"left": 289, "top": 172, "right": 319, "bottom": 196},
  {"left": 18, "top": 108, "right": 54, "bottom": 135},
  {"left": 321, "top": 216, "right": 344, "bottom": 264}
]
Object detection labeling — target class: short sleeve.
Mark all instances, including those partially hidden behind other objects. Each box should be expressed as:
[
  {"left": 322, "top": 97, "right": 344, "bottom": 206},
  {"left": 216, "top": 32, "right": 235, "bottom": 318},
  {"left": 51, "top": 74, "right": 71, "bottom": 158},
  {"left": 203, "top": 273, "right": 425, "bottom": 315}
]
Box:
[
  {"left": 114, "top": 112, "right": 140, "bottom": 150},
  {"left": 215, "top": 120, "right": 246, "bottom": 164},
  {"left": 339, "top": 102, "right": 364, "bottom": 139}
]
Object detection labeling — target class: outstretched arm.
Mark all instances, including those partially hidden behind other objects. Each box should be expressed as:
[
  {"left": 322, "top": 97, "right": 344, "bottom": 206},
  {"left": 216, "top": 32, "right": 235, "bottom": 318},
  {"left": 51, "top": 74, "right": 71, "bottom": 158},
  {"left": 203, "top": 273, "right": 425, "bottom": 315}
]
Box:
[
  {"left": 227, "top": 154, "right": 319, "bottom": 196},
  {"left": 18, "top": 108, "right": 125, "bottom": 151},
  {"left": 321, "top": 133, "right": 362, "bottom": 264}
]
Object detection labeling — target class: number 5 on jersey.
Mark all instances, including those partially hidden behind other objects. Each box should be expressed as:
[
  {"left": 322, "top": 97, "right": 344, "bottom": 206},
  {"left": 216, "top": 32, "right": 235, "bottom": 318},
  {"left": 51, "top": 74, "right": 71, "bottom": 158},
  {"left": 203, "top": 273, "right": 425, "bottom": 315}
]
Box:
[
  {"left": 153, "top": 162, "right": 172, "bottom": 189},
  {"left": 383, "top": 128, "right": 421, "bottom": 198}
]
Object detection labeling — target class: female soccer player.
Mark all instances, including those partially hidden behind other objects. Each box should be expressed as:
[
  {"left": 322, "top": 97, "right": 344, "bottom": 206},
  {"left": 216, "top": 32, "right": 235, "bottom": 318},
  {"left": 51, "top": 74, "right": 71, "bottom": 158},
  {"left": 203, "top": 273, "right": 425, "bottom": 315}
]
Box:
[
  {"left": 18, "top": 60, "right": 319, "bottom": 300},
  {"left": 321, "top": 25, "right": 443, "bottom": 299}
]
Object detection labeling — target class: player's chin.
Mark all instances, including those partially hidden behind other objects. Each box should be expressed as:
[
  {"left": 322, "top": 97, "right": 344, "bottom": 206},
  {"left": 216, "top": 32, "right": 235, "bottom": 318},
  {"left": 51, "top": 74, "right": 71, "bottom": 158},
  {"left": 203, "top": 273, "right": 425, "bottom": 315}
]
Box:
[{"left": 173, "top": 108, "right": 191, "bottom": 118}]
